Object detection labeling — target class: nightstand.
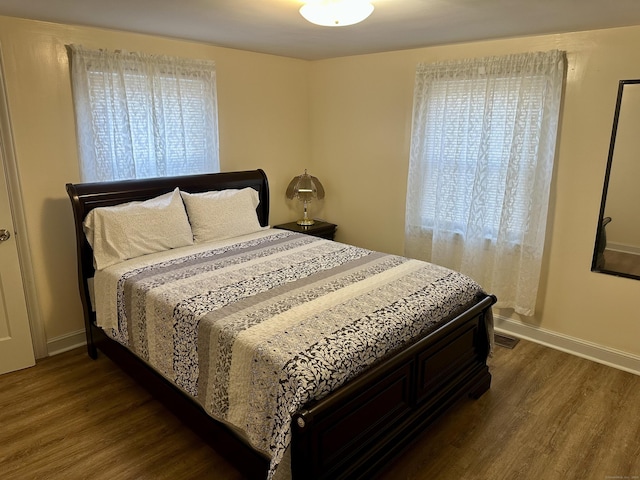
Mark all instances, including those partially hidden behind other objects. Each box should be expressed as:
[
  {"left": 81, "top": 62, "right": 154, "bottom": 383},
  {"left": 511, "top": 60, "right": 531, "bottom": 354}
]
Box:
[{"left": 274, "top": 220, "right": 337, "bottom": 240}]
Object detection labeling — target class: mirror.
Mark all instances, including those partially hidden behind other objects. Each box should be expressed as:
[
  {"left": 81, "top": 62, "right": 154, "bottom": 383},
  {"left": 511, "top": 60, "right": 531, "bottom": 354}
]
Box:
[{"left": 592, "top": 79, "right": 640, "bottom": 280}]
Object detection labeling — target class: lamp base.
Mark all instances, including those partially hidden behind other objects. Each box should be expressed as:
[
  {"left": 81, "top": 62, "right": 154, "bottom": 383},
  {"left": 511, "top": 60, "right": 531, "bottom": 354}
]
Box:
[{"left": 297, "top": 218, "right": 315, "bottom": 226}]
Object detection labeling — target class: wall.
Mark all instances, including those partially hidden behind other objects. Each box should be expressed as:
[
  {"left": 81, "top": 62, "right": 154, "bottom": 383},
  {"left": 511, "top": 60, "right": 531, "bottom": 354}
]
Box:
[
  {"left": 309, "top": 26, "right": 640, "bottom": 366},
  {"left": 1, "top": 14, "right": 639, "bottom": 370},
  {"left": 0, "top": 16, "right": 310, "bottom": 347}
]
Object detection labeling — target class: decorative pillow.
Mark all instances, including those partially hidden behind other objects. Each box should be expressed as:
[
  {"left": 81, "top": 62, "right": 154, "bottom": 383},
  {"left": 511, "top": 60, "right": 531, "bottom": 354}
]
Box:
[
  {"left": 83, "top": 188, "right": 194, "bottom": 270},
  {"left": 180, "top": 187, "right": 262, "bottom": 243}
]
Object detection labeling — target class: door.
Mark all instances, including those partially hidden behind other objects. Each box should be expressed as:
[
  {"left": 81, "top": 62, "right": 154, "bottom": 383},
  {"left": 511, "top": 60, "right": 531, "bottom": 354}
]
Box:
[{"left": 0, "top": 76, "right": 35, "bottom": 375}]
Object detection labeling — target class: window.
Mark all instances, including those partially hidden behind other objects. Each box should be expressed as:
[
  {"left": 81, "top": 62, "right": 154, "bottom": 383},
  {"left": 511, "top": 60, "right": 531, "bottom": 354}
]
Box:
[
  {"left": 405, "top": 51, "right": 565, "bottom": 315},
  {"left": 69, "top": 45, "right": 220, "bottom": 182},
  {"left": 417, "top": 74, "right": 551, "bottom": 242}
]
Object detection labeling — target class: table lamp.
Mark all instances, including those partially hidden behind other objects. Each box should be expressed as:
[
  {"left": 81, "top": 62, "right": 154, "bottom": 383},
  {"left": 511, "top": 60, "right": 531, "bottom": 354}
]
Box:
[{"left": 286, "top": 170, "right": 325, "bottom": 226}]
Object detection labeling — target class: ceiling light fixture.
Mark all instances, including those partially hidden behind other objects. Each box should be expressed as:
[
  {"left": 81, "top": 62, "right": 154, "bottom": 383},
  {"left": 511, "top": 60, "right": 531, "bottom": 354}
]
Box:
[{"left": 299, "top": 0, "right": 374, "bottom": 27}]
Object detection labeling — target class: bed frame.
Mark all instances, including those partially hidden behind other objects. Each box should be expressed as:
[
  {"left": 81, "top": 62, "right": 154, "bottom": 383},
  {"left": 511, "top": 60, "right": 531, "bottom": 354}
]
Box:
[{"left": 66, "top": 169, "right": 496, "bottom": 480}]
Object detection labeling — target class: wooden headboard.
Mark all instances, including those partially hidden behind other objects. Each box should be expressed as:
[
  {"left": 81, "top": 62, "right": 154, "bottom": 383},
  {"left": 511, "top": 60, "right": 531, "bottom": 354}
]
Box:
[{"left": 66, "top": 169, "right": 270, "bottom": 348}]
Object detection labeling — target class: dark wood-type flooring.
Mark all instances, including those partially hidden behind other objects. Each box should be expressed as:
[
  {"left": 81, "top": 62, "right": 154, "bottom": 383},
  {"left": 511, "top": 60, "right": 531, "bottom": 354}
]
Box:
[
  {"left": 1, "top": 339, "right": 639, "bottom": 479},
  {"left": 603, "top": 249, "right": 640, "bottom": 277}
]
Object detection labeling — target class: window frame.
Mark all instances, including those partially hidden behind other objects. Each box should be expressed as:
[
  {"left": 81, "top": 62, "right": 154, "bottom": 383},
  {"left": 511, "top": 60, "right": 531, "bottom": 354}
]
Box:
[{"left": 69, "top": 45, "right": 220, "bottom": 183}]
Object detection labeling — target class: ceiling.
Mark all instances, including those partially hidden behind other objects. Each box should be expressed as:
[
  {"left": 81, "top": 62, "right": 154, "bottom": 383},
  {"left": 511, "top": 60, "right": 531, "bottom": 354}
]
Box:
[{"left": 2, "top": 0, "right": 640, "bottom": 60}]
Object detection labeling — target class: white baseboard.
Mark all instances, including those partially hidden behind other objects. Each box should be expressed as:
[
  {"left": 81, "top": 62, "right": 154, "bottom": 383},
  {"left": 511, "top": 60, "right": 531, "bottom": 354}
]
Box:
[
  {"left": 607, "top": 242, "right": 640, "bottom": 255},
  {"left": 494, "top": 315, "right": 640, "bottom": 376},
  {"left": 47, "top": 329, "right": 86, "bottom": 357}
]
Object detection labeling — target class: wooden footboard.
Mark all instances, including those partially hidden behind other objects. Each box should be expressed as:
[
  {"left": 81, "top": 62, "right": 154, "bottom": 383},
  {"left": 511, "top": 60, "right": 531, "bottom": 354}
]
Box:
[{"left": 291, "top": 294, "right": 495, "bottom": 479}]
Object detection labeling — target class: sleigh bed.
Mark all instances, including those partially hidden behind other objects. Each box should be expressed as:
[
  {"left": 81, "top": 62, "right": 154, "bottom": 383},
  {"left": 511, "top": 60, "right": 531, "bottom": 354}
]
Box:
[{"left": 66, "top": 169, "right": 496, "bottom": 480}]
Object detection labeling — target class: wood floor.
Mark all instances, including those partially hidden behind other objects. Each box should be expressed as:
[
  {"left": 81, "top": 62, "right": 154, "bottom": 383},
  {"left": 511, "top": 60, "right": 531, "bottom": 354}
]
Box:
[
  {"left": 603, "top": 249, "right": 640, "bottom": 277},
  {"left": 1, "top": 340, "right": 639, "bottom": 480}
]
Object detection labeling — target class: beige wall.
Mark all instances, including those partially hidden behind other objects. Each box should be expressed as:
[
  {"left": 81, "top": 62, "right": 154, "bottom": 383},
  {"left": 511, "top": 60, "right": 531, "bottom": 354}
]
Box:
[
  {"left": 0, "top": 16, "right": 309, "bottom": 341},
  {"left": 309, "top": 26, "right": 640, "bottom": 358},
  {"left": 1, "top": 14, "right": 639, "bottom": 362}
]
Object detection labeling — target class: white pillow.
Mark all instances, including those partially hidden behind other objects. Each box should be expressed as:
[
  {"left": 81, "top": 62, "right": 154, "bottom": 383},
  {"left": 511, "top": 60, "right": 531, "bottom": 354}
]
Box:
[
  {"left": 180, "top": 187, "right": 263, "bottom": 243},
  {"left": 83, "top": 188, "right": 194, "bottom": 270}
]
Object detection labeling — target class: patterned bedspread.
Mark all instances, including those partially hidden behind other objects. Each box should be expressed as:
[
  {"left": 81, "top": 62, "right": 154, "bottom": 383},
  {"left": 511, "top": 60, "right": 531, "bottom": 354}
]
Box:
[{"left": 93, "top": 229, "right": 487, "bottom": 479}]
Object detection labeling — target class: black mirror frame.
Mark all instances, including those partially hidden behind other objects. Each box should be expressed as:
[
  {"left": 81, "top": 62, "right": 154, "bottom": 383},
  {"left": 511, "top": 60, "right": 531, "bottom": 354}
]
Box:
[{"left": 591, "top": 78, "right": 640, "bottom": 280}]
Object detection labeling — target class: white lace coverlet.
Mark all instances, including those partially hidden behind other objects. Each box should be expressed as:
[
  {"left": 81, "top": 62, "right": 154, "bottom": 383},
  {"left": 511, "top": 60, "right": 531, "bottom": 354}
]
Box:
[{"left": 93, "top": 229, "right": 487, "bottom": 478}]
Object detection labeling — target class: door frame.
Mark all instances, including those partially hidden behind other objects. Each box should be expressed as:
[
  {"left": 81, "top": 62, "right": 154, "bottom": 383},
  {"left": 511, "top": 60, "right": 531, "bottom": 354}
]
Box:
[{"left": 0, "top": 44, "right": 47, "bottom": 358}]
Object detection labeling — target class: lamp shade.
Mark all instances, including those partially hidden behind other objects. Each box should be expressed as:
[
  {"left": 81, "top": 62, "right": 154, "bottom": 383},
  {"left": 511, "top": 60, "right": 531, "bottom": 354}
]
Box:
[
  {"left": 286, "top": 170, "right": 325, "bottom": 225},
  {"left": 299, "top": 0, "right": 374, "bottom": 27}
]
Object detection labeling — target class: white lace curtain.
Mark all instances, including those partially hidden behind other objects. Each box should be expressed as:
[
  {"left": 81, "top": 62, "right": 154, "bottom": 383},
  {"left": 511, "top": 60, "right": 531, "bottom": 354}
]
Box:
[
  {"left": 405, "top": 50, "right": 565, "bottom": 315},
  {"left": 68, "top": 45, "right": 220, "bottom": 182}
]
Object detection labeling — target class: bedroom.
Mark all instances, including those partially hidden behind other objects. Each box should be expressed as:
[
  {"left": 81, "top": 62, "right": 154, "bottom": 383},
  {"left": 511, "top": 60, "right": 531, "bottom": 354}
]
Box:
[{"left": 0, "top": 0, "right": 639, "bottom": 478}]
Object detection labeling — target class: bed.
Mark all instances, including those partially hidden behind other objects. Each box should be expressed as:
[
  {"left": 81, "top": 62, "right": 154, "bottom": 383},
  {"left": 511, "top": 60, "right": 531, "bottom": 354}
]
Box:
[{"left": 66, "top": 169, "right": 496, "bottom": 480}]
